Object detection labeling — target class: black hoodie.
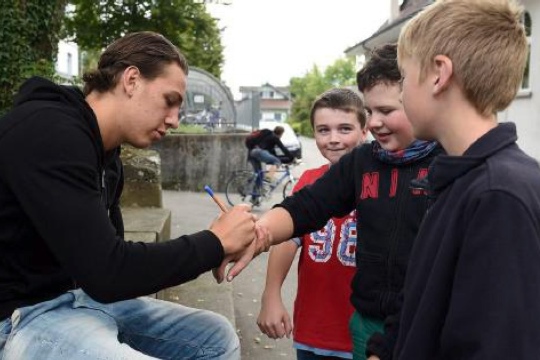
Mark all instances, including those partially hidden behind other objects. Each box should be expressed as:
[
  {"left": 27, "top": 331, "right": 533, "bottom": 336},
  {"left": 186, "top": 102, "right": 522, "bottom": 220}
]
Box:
[
  {"left": 0, "top": 77, "right": 224, "bottom": 320},
  {"left": 279, "top": 141, "right": 442, "bottom": 321}
]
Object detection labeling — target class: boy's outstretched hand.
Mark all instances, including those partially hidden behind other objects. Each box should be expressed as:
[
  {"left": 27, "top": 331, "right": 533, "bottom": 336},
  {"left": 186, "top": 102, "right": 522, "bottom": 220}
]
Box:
[{"left": 212, "top": 223, "right": 272, "bottom": 283}]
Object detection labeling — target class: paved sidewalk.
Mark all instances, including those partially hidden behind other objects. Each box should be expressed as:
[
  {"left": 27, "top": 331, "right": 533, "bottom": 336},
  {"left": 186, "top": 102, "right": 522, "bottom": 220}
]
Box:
[
  {"left": 160, "top": 190, "right": 237, "bottom": 326},
  {"left": 159, "top": 137, "right": 324, "bottom": 359},
  {"left": 161, "top": 189, "right": 298, "bottom": 359}
]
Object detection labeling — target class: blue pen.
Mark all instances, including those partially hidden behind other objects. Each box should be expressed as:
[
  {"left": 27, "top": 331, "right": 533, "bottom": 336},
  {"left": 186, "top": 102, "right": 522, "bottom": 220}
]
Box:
[{"left": 204, "top": 185, "right": 229, "bottom": 213}]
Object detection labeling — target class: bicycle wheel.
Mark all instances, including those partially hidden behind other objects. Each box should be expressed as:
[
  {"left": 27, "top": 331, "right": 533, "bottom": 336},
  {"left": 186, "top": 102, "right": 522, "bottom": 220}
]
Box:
[
  {"left": 225, "top": 171, "right": 256, "bottom": 206},
  {"left": 282, "top": 179, "right": 295, "bottom": 199}
]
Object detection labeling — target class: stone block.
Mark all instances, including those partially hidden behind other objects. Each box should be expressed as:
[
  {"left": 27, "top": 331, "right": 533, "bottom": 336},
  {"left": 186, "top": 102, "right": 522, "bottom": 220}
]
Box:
[
  {"left": 122, "top": 207, "right": 172, "bottom": 300},
  {"left": 121, "top": 146, "right": 163, "bottom": 207},
  {"left": 122, "top": 207, "right": 171, "bottom": 242}
]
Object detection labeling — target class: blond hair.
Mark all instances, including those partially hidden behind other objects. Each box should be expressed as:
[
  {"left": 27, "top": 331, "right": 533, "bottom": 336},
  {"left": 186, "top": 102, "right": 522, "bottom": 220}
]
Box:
[{"left": 398, "top": 0, "right": 528, "bottom": 115}]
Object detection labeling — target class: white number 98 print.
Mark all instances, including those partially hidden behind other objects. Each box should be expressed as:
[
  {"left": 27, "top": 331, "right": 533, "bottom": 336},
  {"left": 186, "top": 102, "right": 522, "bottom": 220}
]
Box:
[{"left": 307, "top": 216, "right": 356, "bottom": 266}]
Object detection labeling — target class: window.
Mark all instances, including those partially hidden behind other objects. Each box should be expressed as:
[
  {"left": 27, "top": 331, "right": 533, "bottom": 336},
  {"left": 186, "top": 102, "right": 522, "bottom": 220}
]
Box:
[
  {"left": 67, "top": 52, "right": 73, "bottom": 76},
  {"left": 521, "top": 11, "right": 531, "bottom": 91},
  {"left": 260, "top": 90, "right": 275, "bottom": 99},
  {"left": 274, "top": 113, "right": 282, "bottom": 121}
]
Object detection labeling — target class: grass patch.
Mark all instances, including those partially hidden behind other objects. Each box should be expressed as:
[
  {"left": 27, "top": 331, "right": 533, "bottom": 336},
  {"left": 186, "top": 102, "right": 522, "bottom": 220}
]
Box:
[{"left": 168, "top": 124, "right": 207, "bottom": 134}]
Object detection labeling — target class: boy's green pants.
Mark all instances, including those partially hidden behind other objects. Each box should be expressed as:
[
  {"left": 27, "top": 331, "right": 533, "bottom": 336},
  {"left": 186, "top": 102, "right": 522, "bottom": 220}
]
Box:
[{"left": 349, "top": 311, "right": 385, "bottom": 360}]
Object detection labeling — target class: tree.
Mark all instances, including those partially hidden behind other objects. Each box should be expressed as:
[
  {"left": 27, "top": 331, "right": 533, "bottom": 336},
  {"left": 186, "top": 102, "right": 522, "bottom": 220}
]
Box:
[
  {"left": 63, "top": 0, "right": 224, "bottom": 78},
  {"left": 0, "top": 0, "right": 67, "bottom": 115},
  {"left": 288, "top": 56, "right": 357, "bottom": 136}
]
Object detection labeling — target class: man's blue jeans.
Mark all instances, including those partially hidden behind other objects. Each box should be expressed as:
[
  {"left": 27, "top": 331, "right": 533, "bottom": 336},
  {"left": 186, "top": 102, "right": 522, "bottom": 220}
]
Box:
[
  {"left": 249, "top": 148, "right": 281, "bottom": 166},
  {"left": 0, "top": 289, "right": 239, "bottom": 359}
]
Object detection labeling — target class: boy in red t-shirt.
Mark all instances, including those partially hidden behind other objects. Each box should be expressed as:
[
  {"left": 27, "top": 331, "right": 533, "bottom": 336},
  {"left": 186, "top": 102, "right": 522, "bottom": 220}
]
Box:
[{"left": 257, "top": 88, "right": 367, "bottom": 359}]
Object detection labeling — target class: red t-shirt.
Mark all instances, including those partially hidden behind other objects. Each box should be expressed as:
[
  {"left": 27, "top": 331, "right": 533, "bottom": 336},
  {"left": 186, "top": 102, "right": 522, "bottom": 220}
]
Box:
[{"left": 292, "top": 164, "right": 357, "bottom": 353}]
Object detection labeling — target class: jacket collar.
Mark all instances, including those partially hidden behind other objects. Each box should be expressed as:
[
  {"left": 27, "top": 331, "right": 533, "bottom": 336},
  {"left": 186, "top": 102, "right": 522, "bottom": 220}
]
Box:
[{"left": 428, "top": 122, "right": 518, "bottom": 195}]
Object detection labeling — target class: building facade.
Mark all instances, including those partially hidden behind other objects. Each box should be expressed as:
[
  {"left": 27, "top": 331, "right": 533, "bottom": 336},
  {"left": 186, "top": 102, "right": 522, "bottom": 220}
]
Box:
[
  {"left": 55, "top": 40, "right": 79, "bottom": 81},
  {"left": 239, "top": 83, "right": 291, "bottom": 123},
  {"left": 346, "top": 0, "right": 540, "bottom": 159}
]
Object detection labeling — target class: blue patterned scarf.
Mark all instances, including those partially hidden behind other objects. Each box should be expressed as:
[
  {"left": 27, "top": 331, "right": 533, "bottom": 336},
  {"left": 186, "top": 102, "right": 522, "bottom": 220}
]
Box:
[{"left": 372, "top": 140, "right": 438, "bottom": 165}]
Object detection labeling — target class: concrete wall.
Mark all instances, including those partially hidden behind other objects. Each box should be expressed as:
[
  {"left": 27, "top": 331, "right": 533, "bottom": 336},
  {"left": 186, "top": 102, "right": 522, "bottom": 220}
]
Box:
[
  {"left": 121, "top": 147, "right": 163, "bottom": 207},
  {"left": 151, "top": 133, "right": 249, "bottom": 192}
]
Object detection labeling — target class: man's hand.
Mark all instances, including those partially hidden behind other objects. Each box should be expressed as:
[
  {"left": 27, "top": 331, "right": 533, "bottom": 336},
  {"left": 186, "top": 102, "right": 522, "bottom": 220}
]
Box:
[
  {"left": 212, "top": 223, "right": 272, "bottom": 283},
  {"left": 209, "top": 204, "right": 256, "bottom": 255},
  {"left": 367, "top": 357, "right": 380, "bottom": 360}
]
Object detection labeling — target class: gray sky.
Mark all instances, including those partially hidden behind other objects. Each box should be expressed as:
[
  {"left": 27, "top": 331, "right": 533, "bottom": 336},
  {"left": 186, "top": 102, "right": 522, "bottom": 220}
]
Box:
[{"left": 207, "top": 0, "right": 390, "bottom": 99}]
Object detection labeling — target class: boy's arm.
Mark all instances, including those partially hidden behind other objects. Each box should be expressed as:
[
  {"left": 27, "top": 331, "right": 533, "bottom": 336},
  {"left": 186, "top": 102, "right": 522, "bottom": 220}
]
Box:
[
  {"left": 213, "top": 206, "right": 294, "bottom": 283},
  {"left": 223, "top": 153, "right": 360, "bottom": 280},
  {"left": 257, "top": 240, "right": 299, "bottom": 339}
]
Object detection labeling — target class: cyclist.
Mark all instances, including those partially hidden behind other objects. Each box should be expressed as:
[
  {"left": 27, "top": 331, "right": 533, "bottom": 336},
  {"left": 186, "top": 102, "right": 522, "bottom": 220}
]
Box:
[{"left": 245, "top": 126, "right": 295, "bottom": 182}]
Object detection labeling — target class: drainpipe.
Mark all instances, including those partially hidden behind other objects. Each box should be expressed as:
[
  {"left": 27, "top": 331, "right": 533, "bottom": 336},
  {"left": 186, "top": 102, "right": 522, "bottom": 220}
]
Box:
[{"left": 390, "top": 0, "right": 400, "bottom": 21}]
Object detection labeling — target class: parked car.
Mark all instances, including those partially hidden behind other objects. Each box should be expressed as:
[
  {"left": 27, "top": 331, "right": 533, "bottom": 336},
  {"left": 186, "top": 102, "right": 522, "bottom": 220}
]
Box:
[{"left": 259, "top": 120, "right": 302, "bottom": 159}]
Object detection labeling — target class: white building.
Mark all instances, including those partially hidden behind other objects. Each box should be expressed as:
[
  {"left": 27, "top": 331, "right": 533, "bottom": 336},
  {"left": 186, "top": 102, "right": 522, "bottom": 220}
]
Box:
[
  {"left": 55, "top": 40, "right": 79, "bottom": 81},
  {"left": 499, "top": 0, "right": 538, "bottom": 159},
  {"left": 346, "top": 0, "right": 539, "bottom": 159},
  {"left": 239, "top": 83, "right": 291, "bottom": 122}
]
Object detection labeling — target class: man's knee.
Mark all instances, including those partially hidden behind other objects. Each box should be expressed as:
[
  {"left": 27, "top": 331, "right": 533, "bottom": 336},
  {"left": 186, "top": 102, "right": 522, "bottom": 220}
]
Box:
[
  {"left": 263, "top": 153, "right": 281, "bottom": 166},
  {"left": 205, "top": 312, "right": 240, "bottom": 359}
]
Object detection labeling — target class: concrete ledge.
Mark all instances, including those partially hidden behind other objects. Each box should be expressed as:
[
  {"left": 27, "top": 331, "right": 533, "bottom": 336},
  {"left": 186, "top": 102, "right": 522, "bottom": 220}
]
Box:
[
  {"left": 120, "top": 146, "right": 163, "bottom": 208},
  {"left": 122, "top": 207, "right": 172, "bottom": 299},
  {"left": 122, "top": 207, "right": 171, "bottom": 242}
]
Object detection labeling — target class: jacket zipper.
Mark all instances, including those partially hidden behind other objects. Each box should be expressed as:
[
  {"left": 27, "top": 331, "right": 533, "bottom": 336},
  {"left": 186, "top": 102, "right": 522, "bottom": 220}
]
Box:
[{"left": 384, "top": 166, "right": 413, "bottom": 311}]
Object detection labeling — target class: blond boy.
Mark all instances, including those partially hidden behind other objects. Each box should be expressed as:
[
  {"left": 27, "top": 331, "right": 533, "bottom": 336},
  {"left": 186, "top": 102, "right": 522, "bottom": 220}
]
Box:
[{"left": 368, "top": 0, "right": 540, "bottom": 359}]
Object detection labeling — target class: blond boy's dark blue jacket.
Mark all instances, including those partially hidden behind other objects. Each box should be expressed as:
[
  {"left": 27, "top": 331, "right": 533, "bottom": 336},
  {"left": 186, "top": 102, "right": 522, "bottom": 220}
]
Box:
[
  {"left": 389, "top": 123, "right": 540, "bottom": 359},
  {"left": 279, "top": 141, "right": 441, "bottom": 322}
]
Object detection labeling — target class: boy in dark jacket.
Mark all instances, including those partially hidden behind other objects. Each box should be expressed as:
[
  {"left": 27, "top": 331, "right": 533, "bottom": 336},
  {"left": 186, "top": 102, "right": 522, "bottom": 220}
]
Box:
[
  {"left": 0, "top": 32, "right": 258, "bottom": 359},
  {"left": 369, "top": 1, "right": 540, "bottom": 359}
]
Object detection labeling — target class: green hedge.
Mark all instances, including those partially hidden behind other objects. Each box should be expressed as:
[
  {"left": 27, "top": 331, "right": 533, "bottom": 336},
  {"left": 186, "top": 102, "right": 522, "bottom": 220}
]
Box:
[{"left": 0, "top": 1, "right": 65, "bottom": 116}]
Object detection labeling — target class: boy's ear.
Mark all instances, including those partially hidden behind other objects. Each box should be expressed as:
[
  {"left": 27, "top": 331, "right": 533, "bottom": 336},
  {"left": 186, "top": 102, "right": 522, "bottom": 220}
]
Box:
[
  {"left": 121, "top": 66, "right": 141, "bottom": 98},
  {"left": 432, "top": 55, "right": 453, "bottom": 95}
]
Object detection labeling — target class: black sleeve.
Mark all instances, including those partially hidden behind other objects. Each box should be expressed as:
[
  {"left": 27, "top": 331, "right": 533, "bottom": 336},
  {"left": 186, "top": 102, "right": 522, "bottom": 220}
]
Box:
[
  {"left": 366, "top": 293, "right": 402, "bottom": 360},
  {"left": 109, "top": 201, "right": 124, "bottom": 238},
  {"left": 275, "top": 138, "right": 294, "bottom": 161},
  {"left": 3, "top": 110, "right": 224, "bottom": 302},
  {"left": 278, "top": 147, "right": 361, "bottom": 237},
  {"left": 105, "top": 149, "right": 124, "bottom": 237}
]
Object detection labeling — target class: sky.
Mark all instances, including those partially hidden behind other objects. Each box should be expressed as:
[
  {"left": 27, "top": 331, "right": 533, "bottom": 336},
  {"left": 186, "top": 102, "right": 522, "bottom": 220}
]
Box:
[{"left": 207, "top": 0, "right": 390, "bottom": 99}]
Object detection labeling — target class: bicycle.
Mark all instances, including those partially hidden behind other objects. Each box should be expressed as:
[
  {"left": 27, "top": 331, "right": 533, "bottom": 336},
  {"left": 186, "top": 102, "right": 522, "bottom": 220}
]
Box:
[{"left": 225, "top": 162, "right": 300, "bottom": 207}]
